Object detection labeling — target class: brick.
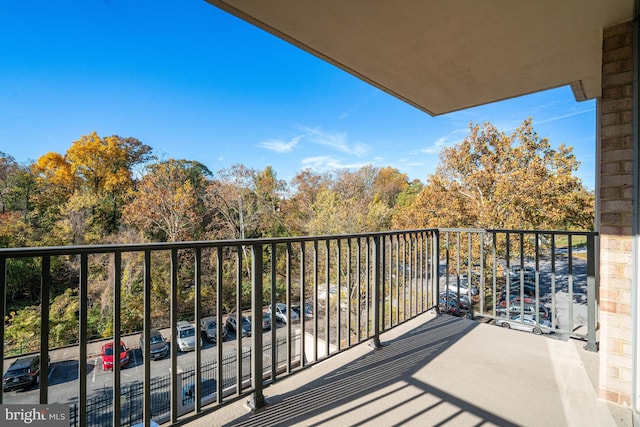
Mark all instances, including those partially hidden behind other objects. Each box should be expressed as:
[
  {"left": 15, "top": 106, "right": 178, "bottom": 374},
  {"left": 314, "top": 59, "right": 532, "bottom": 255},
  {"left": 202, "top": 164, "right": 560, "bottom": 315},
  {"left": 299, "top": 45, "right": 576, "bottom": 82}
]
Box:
[
  {"left": 600, "top": 187, "right": 621, "bottom": 199},
  {"left": 603, "top": 34, "right": 628, "bottom": 50},
  {"left": 601, "top": 389, "right": 620, "bottom": 403},
  {"left": 600, "top": 148, "right": 633, "bottom": 162},
  {"left": 603, "top": 46, "right": 633, "bottom": 63},
  {"left": 601, "top": 300, "right": 617, "bottom": 312},
  {"left": 600, "top": 162, "right": 620, "bottom": 174},
  {"left": 600, "top": 174, "right": 633, "bottom": 187},
  {"left": 602, "top": 71, "right": 633, "bottom": 88},
  {"left": 601, "top": 212, "right": 622, "bottom": 225},
  {"left": 601, "top": 98, "right": 632, "bottom": 113},
  {"left": 600, "top": 112, "right": 619, "bottom": 126},
  {"left": 620, "top": 110, "right": 633, "bottom": 124},
  {"left": 601, "top": 136, "right": 633, "bottom": 150},
  {"left": 603, "top": 61, "right": 623, "bottom": 76},
  {"left": 622, "top": 186, "right": 634, "bottom": 198},
  {"left": 601, "top": 86, "right": 623, "bottom": 100},
  {"left": 601, "top": 200, "right": 633, "bottom": 212},
  {"left": 604, "top": 21, "right": 633, "bottom": 37},
  {"left": 623, "top": 161, "right": 634, "bottom": 173},
  {"left": 600, "top": 288, "right": 619, "bottom": 301},
  {"left": 620, "top": 394, "right": 632, "bottom": 407},
  {"left": 599, "top": 225, "right": 633, "bottom": 235}
]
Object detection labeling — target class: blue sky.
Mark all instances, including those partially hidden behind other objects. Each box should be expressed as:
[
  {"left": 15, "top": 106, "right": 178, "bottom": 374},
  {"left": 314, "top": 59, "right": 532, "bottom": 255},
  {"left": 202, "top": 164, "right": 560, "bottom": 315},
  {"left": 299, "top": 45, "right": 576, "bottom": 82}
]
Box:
[{"left": 0, "top": 1, "right": 596, "bottom": 189}]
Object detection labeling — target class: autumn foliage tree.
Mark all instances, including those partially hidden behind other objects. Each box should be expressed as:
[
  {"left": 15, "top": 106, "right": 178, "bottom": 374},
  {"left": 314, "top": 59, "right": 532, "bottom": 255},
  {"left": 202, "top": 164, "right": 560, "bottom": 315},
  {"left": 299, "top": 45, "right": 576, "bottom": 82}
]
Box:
[
  {"left": 31, "top": 132, "right": 152, "bottom": 244},
  {"left": 123, "top": 159, "right": 209, "bottom": 242},
  {"left": 392, "top": 119, "right": 594, "bottom": 231}
]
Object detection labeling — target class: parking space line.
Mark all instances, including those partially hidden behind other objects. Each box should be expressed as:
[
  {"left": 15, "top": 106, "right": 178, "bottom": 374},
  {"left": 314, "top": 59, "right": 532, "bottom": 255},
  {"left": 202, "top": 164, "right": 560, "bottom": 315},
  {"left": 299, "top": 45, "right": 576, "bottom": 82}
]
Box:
[{"left": 92, "top": 358, "right": 98, "bottom": 383}]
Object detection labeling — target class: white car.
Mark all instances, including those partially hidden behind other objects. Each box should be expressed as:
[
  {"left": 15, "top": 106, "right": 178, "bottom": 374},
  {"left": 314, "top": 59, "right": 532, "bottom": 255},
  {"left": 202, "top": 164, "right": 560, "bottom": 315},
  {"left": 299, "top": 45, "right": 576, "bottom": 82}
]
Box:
[
  {"left": 445, "top": 280, "right": 478, "bottom": 296},
  {"left": 269, "top": 303, "right": 299, "bottom": 324},
  {"left": 176, "top": 321, "right": 200, "bottom": 352},
  {"left": 496, "top": 314, "right": 553, "bottom": 335}
]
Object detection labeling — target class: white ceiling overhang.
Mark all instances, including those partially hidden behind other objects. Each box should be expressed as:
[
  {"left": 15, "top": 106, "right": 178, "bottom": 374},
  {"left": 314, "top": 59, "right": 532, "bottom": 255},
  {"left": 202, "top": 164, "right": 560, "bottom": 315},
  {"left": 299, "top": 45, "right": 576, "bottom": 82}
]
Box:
[{"left": 204, "top": 0, "right": 633, "bottom": 116}]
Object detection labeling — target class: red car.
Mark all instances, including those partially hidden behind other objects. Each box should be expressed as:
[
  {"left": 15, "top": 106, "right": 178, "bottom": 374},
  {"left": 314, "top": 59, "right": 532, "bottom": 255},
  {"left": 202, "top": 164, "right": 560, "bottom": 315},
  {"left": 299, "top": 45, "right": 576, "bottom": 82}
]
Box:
[{"left": 101, "top": 341, "right": 129, "bottom": 370}]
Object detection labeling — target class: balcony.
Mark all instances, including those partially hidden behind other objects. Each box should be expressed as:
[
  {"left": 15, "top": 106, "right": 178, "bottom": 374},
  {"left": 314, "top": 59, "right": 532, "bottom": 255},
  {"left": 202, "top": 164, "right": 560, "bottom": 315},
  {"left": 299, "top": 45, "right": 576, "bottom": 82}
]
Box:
[{"left": 0, "top": 228, "right": 620, "bottom": 426}]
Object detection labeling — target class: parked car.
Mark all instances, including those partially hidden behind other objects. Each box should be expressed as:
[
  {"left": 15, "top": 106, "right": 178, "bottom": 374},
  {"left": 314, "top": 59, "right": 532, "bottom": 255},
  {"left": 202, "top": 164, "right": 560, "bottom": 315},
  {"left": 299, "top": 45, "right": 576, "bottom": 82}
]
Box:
[
  {"left": 496, "top": 299, "right": 552, "bottom": 320},
  {"left": 261, "top": 312, "right": 272, "bottom": 331},
  {"left": 507, "top": 265, "right": 536, "bottom": 282},
  {"left": 438, "top": 292, "right": 462, "bottom": 316},
  {"left": 498, "top": 283, "right": 536, "bottom": 303},
  {"left": 292, "top": 303, "right": 314, "bottom": 319},
  {"left": 439, "top": 291, "right": 471, "bottom": 311},
  {"left": 248, "top": 312, "right": 272, "bottom": 331},
  {"left": 139, "top": 328, "right": 169, "bottom": 360},
  {"left": 176, "top": 321, "right": 200, "bottom": 352},
  {"left": 226, "top": 314, "right": 252, "bottom": 337},
  {"left": 2, "top": 355, "right": 43, "bottom": 391},
  {"left": 200, "top": 316, "right": 227, "bottom": 343},
  {"left": 496, "top": 314, "right": 553, "bottom": 335},
  {"left": 269, "top": 303, "right": 300, "bottom": 324},
  {"left": 445, "top": 279, "right": 479, "bottom": 297},
  {"left": 101, "top": 341, "right": 130, "bottom": 370}
]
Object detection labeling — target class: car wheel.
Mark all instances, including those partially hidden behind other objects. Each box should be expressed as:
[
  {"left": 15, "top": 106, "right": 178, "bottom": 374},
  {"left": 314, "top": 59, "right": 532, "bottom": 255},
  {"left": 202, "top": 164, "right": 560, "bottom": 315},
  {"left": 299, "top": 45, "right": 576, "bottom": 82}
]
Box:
[
  {"left": 533, "top": 327, "right": 543, "bottom": 335},
  {"left": 501, "top": 322, "right": 510, "bottom": 329}
]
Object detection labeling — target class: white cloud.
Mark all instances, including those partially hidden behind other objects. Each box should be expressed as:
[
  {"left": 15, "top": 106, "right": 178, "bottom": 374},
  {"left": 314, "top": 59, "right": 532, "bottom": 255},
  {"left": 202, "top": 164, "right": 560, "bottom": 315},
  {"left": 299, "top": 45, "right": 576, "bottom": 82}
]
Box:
[
  {"left": 301, "top": 155, "right": 370, "bottom": 172},
  {"left": 301, "top": 127, "right": 370, "bottom": 156},
  {"left": 258, "top": 135, "right": 302, "bottom": 153},
  {"left": 535, "top": 108, "right": 595, "bottom": 126},
  {"left": 420, "top": 137, "right": 449, "bottom": 154}
]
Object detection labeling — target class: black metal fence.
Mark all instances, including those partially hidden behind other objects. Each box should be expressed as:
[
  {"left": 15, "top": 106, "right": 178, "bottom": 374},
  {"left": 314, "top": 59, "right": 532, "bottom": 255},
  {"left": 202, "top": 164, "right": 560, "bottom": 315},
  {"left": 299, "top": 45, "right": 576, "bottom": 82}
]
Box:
[
  {"left": 0, "top": 228, "right": 597, "bottom": 426},
  {"left": 68, "top": 335, "right": 299, "bottom": 427}
]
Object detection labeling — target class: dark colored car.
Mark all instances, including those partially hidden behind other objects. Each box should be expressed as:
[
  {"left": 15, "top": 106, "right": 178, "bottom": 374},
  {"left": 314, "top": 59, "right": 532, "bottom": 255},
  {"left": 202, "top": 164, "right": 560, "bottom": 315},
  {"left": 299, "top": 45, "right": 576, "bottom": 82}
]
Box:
[
  {"left": 139, "top": 328, "right": 169, "bottom": 360},
  {"left": 292, "top": 303, "right": 314, "bottom": 319},
  {"left": 200, "top": 316, "right": 228, "bottom": 343},
  {"left": 498, "top": 283, "right": 536, "bottom": 304},
  {"left": 226, "top": 314, "right": 252, "bottom": 337},
  {"left": 261, "top": 312, "right": 272, "bottom": 331},
  {"left": 3, "top": 355, "right": 42, "bottom": 391}
]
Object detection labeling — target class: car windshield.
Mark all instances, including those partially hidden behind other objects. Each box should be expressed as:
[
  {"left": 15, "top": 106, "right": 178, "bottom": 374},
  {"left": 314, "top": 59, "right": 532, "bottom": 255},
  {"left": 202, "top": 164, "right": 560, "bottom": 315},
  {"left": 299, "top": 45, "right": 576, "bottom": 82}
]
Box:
[
  {"left": 180, "top": 328, "right": 195, "bottom": 338},
  {"left": 207, "top": 322, "right": 216, "bottom": 330},
  {"left": 241, "top": 317, "right": 251, "bottom": 326},
  {"left": 150, "top": 335, "right": 163, "bottom": 344},
  {"left": 105, "top": 346, "right": 114, "bottom": 356},
  {"left": 6, "top": 367, "right": 29, "bottom": 375}
]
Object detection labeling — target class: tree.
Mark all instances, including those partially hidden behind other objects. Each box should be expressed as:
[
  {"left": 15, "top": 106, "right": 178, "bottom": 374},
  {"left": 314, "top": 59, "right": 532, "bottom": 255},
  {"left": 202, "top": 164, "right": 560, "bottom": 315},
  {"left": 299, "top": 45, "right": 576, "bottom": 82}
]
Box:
[
  {"left": 122, "top": 159, "right": 206, "bottom": 242},
  {"left": 205, "top": 164, "right": 259, "bottom": 240},
  {"left": 393, "top": 119, "right": 594, "bottom": 231},
  {"left": 282, "top": 169, "right": 329, "bottom": 235},
  {"left": 253, "top": 166, "right": 288, "bottom": 237},
  {"left": 30, "top": 133, "right": 152, "bottom": 243}
]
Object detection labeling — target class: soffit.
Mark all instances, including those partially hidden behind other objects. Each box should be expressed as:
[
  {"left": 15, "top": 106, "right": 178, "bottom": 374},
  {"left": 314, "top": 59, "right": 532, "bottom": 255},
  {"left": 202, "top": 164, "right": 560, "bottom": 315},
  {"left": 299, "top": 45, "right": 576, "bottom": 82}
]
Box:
[{"left": 205, "top": 0, "right": 633, "bottom": 115}]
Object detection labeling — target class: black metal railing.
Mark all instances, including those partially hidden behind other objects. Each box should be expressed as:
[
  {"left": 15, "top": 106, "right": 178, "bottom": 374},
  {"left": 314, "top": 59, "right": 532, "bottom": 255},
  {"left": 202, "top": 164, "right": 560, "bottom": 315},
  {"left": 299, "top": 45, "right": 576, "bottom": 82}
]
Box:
[{"left": 0, "top": 228, "right": 597, "bottom": 426}]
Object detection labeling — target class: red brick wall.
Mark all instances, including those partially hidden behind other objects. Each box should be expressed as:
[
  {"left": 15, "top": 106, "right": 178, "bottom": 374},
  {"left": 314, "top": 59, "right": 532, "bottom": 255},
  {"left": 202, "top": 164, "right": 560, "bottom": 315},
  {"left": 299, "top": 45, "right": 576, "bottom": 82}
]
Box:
[{"left": 599, "top": 20, "right": 634, "bottom": 407}]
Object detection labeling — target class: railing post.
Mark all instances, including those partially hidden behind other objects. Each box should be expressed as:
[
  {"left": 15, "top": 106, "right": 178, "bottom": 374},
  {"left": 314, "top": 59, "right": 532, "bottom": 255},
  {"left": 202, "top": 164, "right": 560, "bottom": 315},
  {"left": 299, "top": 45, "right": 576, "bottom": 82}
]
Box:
[
  {"left": 585, "top": 233, "right": 598, "bottom": 352},
  {"left": 370, "top": 235, "right": 382, "bottom": 349},
  {"left": 434, "top": 230, "right": 441, "bottom": 314},
  {"left": 250, "top": 243, "right": 266, "bottom": 409}
]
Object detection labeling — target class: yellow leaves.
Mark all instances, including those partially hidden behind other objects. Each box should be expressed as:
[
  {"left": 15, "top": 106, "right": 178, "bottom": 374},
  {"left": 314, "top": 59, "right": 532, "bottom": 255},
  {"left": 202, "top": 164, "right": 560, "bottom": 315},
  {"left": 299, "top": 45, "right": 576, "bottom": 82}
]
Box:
[{"left": 395, "top": 119, "right": 594, "bottom": 231}]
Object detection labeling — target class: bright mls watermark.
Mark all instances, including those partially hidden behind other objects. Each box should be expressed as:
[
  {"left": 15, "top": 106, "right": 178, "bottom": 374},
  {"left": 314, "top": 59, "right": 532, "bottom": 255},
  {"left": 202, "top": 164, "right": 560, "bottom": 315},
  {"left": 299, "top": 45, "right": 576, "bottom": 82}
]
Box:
[{"left": 1, "top": 404, "right": 68, "bottom": 426}]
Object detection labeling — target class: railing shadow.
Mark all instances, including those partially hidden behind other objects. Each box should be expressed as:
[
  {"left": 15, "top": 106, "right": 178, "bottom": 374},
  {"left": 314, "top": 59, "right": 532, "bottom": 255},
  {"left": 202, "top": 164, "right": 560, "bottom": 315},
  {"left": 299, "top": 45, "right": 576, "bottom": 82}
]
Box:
[{"left": 222, "top": 313, "right": 518, "bottom": 427}]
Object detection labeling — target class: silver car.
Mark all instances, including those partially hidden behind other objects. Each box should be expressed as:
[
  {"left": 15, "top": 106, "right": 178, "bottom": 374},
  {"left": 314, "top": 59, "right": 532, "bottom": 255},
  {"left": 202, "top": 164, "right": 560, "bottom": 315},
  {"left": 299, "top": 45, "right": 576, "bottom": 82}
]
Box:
[
  {"left": 496, "top": 314, "right": 553, "bottom": 335},
  {"left": 176, "top": 321, "right": 198, "bottom": 352}
]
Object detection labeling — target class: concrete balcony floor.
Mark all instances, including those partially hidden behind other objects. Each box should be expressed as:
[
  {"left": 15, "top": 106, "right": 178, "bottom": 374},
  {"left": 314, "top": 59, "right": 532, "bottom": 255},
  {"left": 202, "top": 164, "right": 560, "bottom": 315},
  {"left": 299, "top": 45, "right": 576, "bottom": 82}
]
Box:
[{"left": 182, "top": 312, "right": 632, "bottom": 427}]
